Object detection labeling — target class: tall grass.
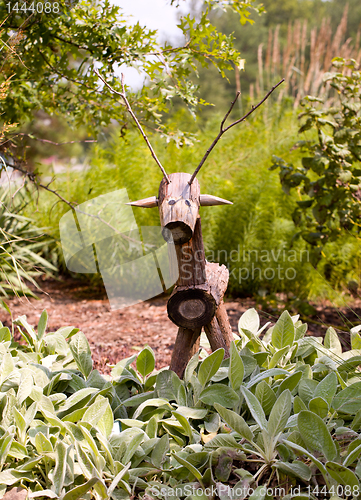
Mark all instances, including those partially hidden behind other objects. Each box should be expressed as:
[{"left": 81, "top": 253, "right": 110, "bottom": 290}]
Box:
[
  {"left": 27, "top": 105, "right": 360, "bottom": 303},
  {"left": 252, "top": 6, "right": 361, "bottom": 105},
  {"left": 0, "top": 188, "right": 56, "bottom": 297}
]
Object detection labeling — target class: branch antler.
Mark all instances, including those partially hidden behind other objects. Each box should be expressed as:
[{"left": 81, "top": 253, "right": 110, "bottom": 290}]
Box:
[
  {"left": 94, "top": 69, "right": 170, "bottom": 184},
  {"left": 188, "top": 78, "right": 285, "bottom": 185}
]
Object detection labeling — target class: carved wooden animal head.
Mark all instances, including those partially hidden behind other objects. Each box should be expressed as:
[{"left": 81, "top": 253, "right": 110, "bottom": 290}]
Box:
[{"left": 127, "top": 172, "right": 232, "bottom": 244}]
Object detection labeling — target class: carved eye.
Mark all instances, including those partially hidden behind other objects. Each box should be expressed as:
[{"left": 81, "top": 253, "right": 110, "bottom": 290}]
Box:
[
  {"left": 168, "top": 199, "right": 176, "bottom": 205},
  {"left": 185, "top": 199, "right": 191, "bottom": 207}
]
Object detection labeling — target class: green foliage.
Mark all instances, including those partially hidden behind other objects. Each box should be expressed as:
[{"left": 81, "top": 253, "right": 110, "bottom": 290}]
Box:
[
  {"left": 271, "top": 58, "right": 361, "bottom": 265},
  {"left": 27, "top": 105, "right": 360, "bottom": 300},
  {"left": 1, "top": 307, "right": 361, "bottom": 498},
  {"left": 0, "top": 0, "right": 260, "bottom": 136},
  {"left": 0, "top": 188, "right": 56, "bottom": 297}
]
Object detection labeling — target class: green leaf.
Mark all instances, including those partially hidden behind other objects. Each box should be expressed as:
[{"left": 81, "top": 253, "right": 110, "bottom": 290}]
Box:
[
  {"left": 204, "top": 412, "right": 220, "bottom": 433},
  {"left": 133, "top": 398, "right": 172, "bottom": 419},
  {"left": 35, "top": 432, "right": 53, "bottom": 454},
  {"left": 204, "top": 433, "right": 243, "bottom": 449},
  {"left": 82, "top": 395, "right": 113, "bottom": 436},
  {"left": 199, "top": 384, "right": 239, "bottom": 408},
  {"left": 69, "top": 332, "right": 93, "bottom": 378},
  {"left": 229, "top": 341, "right": 244, "bottom": 391},
  {"left": 0, "top": 468, "right": 34, "bottom": 486},
  {"left": 313, "top": 371, "right": 337, "bottom": 405},
  {"left": 173, "top": 411, "right": 193, "bottom": 440},
  {"left": 297, "top": 410, "right": 337, "bottom": 461},
  {"left": 151, "top": 434, "right": 169, "bottom": 468},
  {"left": 308, "top": 397, "right": 329, "bottom": 418},
  {"left": 238, "top": 308, "right": 260, "bottom": 335},
  {"left": 122, "top": 432, "right": 144, "bottom": 464},
  {"left": 13, "top": 408, "right": 26, "bottom": 438},
  {"left": 136, "top": 346, "right": 155, "bottom": 377},
  {"left": 145, "top": 416, "right": 158, "bottom": 439},
  {"left": 326, "top": 461, "right": 359, "bottom": 487},
  {"left": 0, "top": 433, "right": 14, "bottom": 467},
  {"left": 214, "top": 403, "right": 253, "bottom": 441},
  {"left": 49, "top": 441, "right": 68, "bottom": 496},
  {"left": 1, "top": 353, "right": 15, "bottom": 382},
  {"left": 324, "top": 327, "right": 342, "bottom": 356},
  {"left": 343, "top": 443, "right": 361, "bottom": 467},
  {"left": 176, "top": 407, "right": 208, "bottom": 419},
  {"left": 107, "top": 463, "right": 131, "bottom": 496},
  {"left": 268, "top": 345, "right": 290, "bottom": 369},
  {"left": 293, "top": 395, "right": 307, "bottom": 413},
  {"left": 273, "top": 461, "right": 311, "bottom": 481},
  {"left": 241, "top": 386, "right": 267, "bottom": 430},
  {"left": 17, "top": 370, "right": 34, "bottom": 405},
  {"left": 246, "top": 368, "right": 289, "bottom": 389},
  {"left": 248, "top": 486, "right": 267, "bottom": 500},
  {"left": 298, "top": 379, "right": 318, "bottom": 405},
  {"left": 45, "top": 333, "right": 69, "bottom": 356},
  {"left": 198, "top": 348, "right": 224, "bottom": 387},
  {"left": 57, "top": 388, "right": 97, "bottom": 418},
  {"left": 333, "top": 382, "right": 361, "bottom": 414},
  {"left": 184, "top": 350, "right": 200, "bottom": 384},
  {"left": 172, "top": 453, "right": 203, "bottom": 481},
  {"left": 282, "top": 439, "right": 328, "bottom": 479},
  {"left": 255, "top": 380, "right": 277, "bottom": 415},
  {"left": 268, "top": 390, "right": 292, "bottom": 438},
  {"left": 97, "top": 401, "right": 114, "bottom": 437},
  {"left": 28, "top": 490, "right": 58, "bottom": 498},
  {"left": 15, "top": 316, "right": 37, "bottom": 345},
  {"left": 155, "top": 370, "right": 181, "bottom": 401},
  {"left": 271, "top": 311, "right": 295, "bottom": 349},
  {"left": 351, "top": 327, "right": 361, "bottom": 350},
  {"left": 74, "top": 441, "right": 97, "bottom": 480},
  {"left": 8, "top": 441, "right": 28, "bottom": 460},
  {"left": 0, "top": 326, "right": 11, "bottom": 342},
  {"left": 241, "top": 355, "right": 257, "bottom": 378},
  {"left": 37, "top": 310, "right": 48, "bottom": 341},
  {"left": 277, "top": 371, "right": 303, "bottom": 396},
  {"left": 62, "top": 477, "right": 103, "bottom": 500}
]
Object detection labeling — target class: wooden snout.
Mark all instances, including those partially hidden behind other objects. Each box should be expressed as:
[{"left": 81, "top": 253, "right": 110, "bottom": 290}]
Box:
[{"left": 158, "top": 172, "right": 200, "bottom": 245}]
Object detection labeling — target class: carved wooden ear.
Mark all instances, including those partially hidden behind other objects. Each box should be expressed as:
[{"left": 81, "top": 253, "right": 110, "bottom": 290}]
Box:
[
  {"left": 126, "top": 196, "right": 158, "bottom": 208},
  {"left": 199, "top": 194, "right": 233, "bottom": 206}
]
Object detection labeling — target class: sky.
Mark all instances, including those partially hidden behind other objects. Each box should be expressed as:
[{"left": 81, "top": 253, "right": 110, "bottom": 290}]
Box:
[{"left": 111, "top": 0, "right": 192, "bottom": 87}]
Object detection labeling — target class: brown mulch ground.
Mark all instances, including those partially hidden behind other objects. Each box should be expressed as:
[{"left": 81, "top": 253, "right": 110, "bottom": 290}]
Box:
[{"left": 0, "top": 278, "right": 360, "bottom": 373}]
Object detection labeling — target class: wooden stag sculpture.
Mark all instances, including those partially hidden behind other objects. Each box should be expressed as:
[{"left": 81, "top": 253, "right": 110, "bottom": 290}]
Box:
[{"left": 96, "top": 70, "right": 284, "bottom": 378}]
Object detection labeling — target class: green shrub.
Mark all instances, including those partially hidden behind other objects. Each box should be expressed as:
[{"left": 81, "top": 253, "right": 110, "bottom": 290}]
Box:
[
  {"left": 0, "top": 188, "right": 57, "bottom": 297},
  {"left": 27, "top": 105, "right": 360, "bottom": 301},
  {"left": 0, "top": 307, "right": 361, "bottom": 498},
  {"left": 271, "top": 58, "right": 361, "bottom": 266}
]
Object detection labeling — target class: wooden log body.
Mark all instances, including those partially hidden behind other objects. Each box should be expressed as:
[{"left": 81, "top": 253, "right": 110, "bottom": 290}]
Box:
[
  {"left": 158, "top": 173, "right": 200, "bottom": 245},
  {"left": 175, "top": 216, "right": 206, "bottom": 287},
  {"left": 169, "top": 327, "right": 201, "bottom": 378},
  {"left": 215, "top": 300, "right": 234, "bottom": 347},
  {"left": 168, "top": 259, "right": 230, "bottom": 329}
]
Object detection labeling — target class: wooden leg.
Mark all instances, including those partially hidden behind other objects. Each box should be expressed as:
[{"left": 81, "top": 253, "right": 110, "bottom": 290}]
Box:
[
  {"left": 170, "top": 327, "right": 201, "bottom": 378},
  {"left": 204, "top": 317, "right": 230, "bottom": 357},
  {"left": 215, "top": 300, "right": 234, "bottom": 349}
]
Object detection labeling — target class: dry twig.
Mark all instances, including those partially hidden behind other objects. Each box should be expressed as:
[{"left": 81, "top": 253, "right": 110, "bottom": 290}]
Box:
[
  {"left": 94, "top": 69, "right": 170, "bottom": 183},
  {"left": 189, "top": 78, "right": 285, "bottom": 184}
]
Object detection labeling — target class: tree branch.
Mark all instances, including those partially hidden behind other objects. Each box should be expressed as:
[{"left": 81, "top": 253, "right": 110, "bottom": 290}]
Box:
[
  {"left": 94, "top": 68, "right": 170, "bottom": 184},
  {"left": 3, "top": 134, "right": 97, "bottom": 147},
  {"left": 8, "top": 162, "right": 77, "bottom": 210},
  {"left": 189, "top": 78, "right": 285, "bottom": 184},
  {"left": 5, "top": 162, "right": 148, "bottom": 249}
]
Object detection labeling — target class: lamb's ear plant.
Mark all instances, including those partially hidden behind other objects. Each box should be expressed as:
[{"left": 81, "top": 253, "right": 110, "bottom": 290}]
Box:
[{"left": 0, "top": 307, "right": 361, "bottom": 499}]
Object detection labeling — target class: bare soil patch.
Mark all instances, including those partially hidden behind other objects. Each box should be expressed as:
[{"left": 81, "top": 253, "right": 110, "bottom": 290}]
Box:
[{"left": 0, "top": 278, "right": 360, "bottom": 373}]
